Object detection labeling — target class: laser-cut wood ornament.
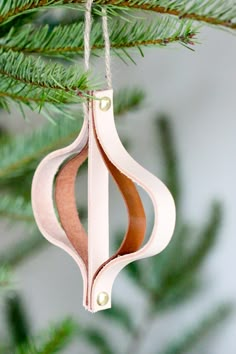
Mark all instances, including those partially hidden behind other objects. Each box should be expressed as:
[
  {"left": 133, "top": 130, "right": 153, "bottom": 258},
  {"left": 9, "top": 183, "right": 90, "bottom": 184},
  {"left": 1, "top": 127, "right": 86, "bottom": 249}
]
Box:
[
  {"left": 31, "top": 90, "right": 176, "bottom": 312},
  {"left": 31, "top": 2, "right": 176, "bottom": 313}
]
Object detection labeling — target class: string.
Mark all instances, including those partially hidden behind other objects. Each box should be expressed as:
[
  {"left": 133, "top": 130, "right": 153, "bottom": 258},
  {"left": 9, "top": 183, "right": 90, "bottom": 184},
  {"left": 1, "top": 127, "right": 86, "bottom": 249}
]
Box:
[
  {"left": 101, "top": 7, "right": 112, "bottom": 89},
  {"left": 83, "top": 0, "right": 93, "bottom": 121},
  {"left": 83, "top": 0, "right": 112, "bottom": 89},
  {"left": 84, "top": 0, "right": 93, "bottom": 72}
]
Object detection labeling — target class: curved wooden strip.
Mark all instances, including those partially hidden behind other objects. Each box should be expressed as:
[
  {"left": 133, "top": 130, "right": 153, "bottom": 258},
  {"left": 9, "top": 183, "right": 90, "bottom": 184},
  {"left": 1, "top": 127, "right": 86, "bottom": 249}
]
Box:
[
  {"left": 54, "top": 125, "right": 146, "bottom": 273},
  {"left": 54, "top": 145, "right": 88, "bottom": 268},
  {"left": 31, "top": 119, "right": 89, "bottom": 308},
  {"left": 95, "top": 129, "right": 146, "bottom": 257},
  {"left": 89, "top": 89, "right": 176, "bottom": 312}
]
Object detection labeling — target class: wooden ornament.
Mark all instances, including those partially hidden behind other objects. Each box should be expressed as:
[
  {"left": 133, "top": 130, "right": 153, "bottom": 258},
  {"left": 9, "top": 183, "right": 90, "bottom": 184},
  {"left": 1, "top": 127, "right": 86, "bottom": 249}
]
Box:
[{"left": 31, "top": 89, "right": 176, "bottom": 312}]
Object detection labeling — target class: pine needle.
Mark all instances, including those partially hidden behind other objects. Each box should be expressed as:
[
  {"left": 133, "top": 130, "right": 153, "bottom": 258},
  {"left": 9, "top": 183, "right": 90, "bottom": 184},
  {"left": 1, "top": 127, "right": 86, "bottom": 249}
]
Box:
[
  {"left": 0, "top": 195, "right": 34, "bottom": 222},
  {"left": 157, "top": 116, "right": 181, "bottom": 208},
  {"left": 37, "top": 318, "right": 78, "bottom": 354},
  {"left": 0, "top": 18, "right": 197, "bottom": 59},
  {"left": 0, "top": 115, "right": 84, "bottom": 181},
  {"left": 0, "top": 0, "right": 235, "bottom": 31},
  {"left": 114, "top": 87, "right": 145, "bottom": 115},
  {"left": 151, "top": 202, "right": 222, "bottom": 306},
  {"left": 0, "top": 49, "right": 90, "bottom": 116},
  {"left": 15, "top": 318, "right": 78, "bottom": 354},
  {"left": 0, "top": 49, "right": 89, "bottom": 92}
]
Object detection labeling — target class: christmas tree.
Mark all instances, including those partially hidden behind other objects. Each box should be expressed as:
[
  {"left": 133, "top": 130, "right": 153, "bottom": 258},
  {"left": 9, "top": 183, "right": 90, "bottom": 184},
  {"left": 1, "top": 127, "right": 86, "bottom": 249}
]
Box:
[{"left": 0, "top": 1, "right": 235, "bottom": 353}]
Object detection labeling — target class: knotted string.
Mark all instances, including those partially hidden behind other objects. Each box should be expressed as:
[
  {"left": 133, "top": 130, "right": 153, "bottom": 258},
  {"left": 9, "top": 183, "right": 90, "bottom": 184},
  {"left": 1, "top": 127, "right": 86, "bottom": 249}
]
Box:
[{"left": 83, "top": 0, "right": 112, "bottom": 109}]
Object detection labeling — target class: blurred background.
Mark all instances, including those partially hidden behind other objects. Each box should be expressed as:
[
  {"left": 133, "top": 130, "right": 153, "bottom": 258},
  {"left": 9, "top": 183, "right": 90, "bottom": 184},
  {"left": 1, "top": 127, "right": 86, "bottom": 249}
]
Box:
[{"left": 0, "top": 20, "right": 235, "bottom": 354}]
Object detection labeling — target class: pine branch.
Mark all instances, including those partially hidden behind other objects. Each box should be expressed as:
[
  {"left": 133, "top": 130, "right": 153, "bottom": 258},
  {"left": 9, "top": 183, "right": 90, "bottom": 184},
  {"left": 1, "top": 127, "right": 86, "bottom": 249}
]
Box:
[
  {"left": 105, "top": 0, "right": 236, "bottom": 30},
  {"left": 157, "top": 116, "right": 181, "bottom": 208},
  {"left": 144, "top": 224, "right": 194, "bottom": 294},
  {"left": 0, "top": 116, "right": 84, "bottom": 181},
  {"left": 160, "top": 304, "right": 232, "bottom": 354},
  {"left": 37, "top": 319, "right": 77, "bottom": 354},
  {"left": 0, "top": 12, "right": 38, "bottom": 37},
  {"left": 0, "top": 0, "right": 235, "bottom": 31},
  {"left": 151, "top": 202, "right": 222, "bottom": 305},
  {"left": 153, "top": 274, "right": 200, "bottom": 311},
  {"left": 5, "top": 292, "right": 31, "bottom": 347},
  {"left": 0, "top": 18, "right": 197, "bottom": 59},
  {"left": 0, "top": 196, "right": 34, "bottom": 222},
  {"left": 0, "top": 87, "right": 144, "bottom": 182},
  {"left": 0, "top": 80, "right": 83, "bottom": 121},
  {"left": 180, "top": 202, "right": 222, "bottom": 278},
  {"left": 114, "top": 87, "right": 145, "bottom": 115},
  {"left": 0, "top": 191, "right": 87, "bottom": 223},
  {"left": 0, "top": 173, "right": 33, "bottom": 201},
  {"left": 15, "top": 342, "right": 37, "bottom": 354},
  {"left": 16, "top": 318, "right": 77, "bottom": 354},
  {"left": 158, "top": 224, "right": 193, "bottom": 279},
  {"left": 0, "top": 50, "right": 89, "bottom": 92},
  {"left": 0, "top": 49, "right": 89, "bottom": 115}
]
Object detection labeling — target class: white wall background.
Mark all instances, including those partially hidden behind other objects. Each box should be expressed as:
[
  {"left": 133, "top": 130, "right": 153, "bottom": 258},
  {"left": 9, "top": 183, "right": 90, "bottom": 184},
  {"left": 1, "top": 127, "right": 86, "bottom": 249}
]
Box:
[{"left": 0, "top": 25, "right": 235, "bottom": 353}]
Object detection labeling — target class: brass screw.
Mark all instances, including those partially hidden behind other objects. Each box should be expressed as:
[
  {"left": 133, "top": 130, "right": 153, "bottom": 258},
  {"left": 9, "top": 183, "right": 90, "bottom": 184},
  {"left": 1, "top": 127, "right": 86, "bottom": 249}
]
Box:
[
  {"left": 97, "top": 292, "right": 109, "bottom": 306},
  {"left": 99, "top": 97, "right": 111, "bottom": 112}
]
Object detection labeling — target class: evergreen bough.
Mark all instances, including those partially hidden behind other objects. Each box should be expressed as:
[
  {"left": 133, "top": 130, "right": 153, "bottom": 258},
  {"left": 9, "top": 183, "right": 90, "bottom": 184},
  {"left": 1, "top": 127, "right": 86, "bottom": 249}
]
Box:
[
  {"left": 0, "top": 1, "right": 235, "bottom": 353},
  {"left": 0, "top": 0, "right": 235, "bottom": 119}
]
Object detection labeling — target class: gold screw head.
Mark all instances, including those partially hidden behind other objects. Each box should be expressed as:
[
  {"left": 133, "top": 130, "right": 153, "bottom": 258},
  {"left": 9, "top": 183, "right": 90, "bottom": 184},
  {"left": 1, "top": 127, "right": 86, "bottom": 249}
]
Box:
[
  {"left": 97, "top": 292, "right": 109, "bottom": 306},
  {"left": 99, "top": 97, "right": 111, "bottom": 112}
]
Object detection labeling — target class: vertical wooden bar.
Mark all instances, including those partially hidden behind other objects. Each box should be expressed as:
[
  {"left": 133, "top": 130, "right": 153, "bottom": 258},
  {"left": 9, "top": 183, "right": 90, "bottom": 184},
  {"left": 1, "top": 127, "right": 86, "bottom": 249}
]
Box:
[{"left": 88, "top": 93, "right": 109, "bottom": 304}]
